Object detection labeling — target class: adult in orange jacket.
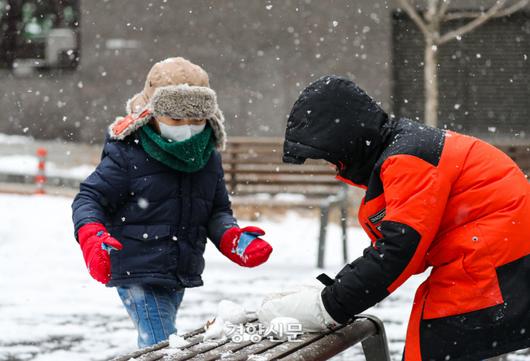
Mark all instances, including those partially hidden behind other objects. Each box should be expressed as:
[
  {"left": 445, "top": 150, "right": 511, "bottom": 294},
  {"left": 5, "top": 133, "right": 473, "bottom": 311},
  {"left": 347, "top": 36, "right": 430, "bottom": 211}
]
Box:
[{"left": 276, "top": 76, "right": 530, "bottom": 360}]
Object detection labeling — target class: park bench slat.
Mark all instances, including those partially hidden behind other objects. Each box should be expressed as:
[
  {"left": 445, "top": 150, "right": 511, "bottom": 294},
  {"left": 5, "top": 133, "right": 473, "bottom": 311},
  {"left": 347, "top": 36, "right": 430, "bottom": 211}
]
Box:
[
  {"left": 230, "top": 188, "right": 341, "bottom": 198},
  {"left": 187, "top": 336, "right": 288, "bottom": 361},
  {"left": 111, "top": 343, "right": 169, "bottom": 361},
  {"left": 223, "top": 168, "right": 334, "bottom": 176},
  {"left": 227, "top": 137, "right": 284, "bottom": 144},
  {"left": 217, "top": 339, "right": 288, "bottom": 361},
  {"left": 223, "top": 158, "right": 331, "bottom": 166},
  {"left": 230, "top": 198, "right": 331, "bottom": 208},
  {"left": 251, "top": 331, "right": 329, "bottom": 361},
  {"left": 229, "top": 183, "right": 341, "bottom": 189},
  {"left": 231, "top": 194, "right": 339, "bottom": 200},
  {"left": 150, "top": 320, "right": 261, "bottom": 361},
  {"left": 222, "top": 158, "right": 287, "bottom": 165},
  {"left": 225, "top": 173, "right": 336, "bottom": 179},
  {"left": 223, "top": 147, "right": 283, "bottom": 154},
  {"left": 134, "top": 350, "right": 168, "bottom": 361},
  {"left": 224, "top": 162, "right": 329, "bottom": 168},
  {"left": 224, "top": 173, "right": 335, "bottom": 180},
  {"left": 224, "top": 179, "right": 340, "bottom": 186},
  {"left": 189, "top": 339, "right": 257, "bottom": 361},
  {"left": 277, "top": 319, "right": 377, "bottom": 361},
  {"left": 110, "top": 326, "right": 207, "bottom": 361},
  {"left": 164, "top": 339, "right": 231, "bottom": 361}
]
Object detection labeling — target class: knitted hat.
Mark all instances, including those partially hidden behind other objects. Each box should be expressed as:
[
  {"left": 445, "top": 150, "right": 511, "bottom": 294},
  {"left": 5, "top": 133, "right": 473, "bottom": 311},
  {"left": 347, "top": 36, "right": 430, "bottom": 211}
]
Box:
[{"left": 108, "top": 57, "right": 227, "bottom": 149}]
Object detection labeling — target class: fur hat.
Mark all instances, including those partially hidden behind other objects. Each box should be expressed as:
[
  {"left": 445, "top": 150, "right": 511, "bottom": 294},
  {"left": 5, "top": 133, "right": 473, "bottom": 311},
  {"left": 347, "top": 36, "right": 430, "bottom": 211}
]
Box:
[{"left": 109, "top": 57, "right": 226, "bottom": 149}]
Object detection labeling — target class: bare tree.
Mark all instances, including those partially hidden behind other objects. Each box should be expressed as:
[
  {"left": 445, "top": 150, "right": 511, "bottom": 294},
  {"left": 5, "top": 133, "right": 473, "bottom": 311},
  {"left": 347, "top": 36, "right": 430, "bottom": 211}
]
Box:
[{"left": 397, "top": 0, "right": 529, "bottom": 127}]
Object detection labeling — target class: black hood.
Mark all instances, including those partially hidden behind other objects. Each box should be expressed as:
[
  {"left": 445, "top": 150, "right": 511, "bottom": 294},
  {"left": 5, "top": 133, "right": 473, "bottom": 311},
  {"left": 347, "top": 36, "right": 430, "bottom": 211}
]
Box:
[{"left": 283, "top": 75, "right": 392, "bottom": 186}]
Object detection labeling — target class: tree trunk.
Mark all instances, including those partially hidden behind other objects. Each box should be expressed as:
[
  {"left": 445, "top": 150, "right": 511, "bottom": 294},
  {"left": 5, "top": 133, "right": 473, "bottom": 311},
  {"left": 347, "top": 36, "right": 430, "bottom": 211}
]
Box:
[{"left": 424, "top": 37, "right": 439, "bottom": 127}]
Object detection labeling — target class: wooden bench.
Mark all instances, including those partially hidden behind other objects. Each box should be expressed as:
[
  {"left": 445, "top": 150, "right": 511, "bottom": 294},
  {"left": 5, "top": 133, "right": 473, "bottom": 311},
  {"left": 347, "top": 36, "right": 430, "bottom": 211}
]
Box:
[
  {"left": 222, "top": 137, "right": 350, "bottom": 268},
  {"left": 111, "top": 315, "right": 391, "bottom": 361}
]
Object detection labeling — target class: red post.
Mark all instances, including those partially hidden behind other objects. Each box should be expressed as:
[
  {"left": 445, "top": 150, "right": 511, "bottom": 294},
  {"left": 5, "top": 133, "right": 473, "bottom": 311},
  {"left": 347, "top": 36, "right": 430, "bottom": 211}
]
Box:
[{"left": 35, "top": 147, "right": 47, "bottom": 195}]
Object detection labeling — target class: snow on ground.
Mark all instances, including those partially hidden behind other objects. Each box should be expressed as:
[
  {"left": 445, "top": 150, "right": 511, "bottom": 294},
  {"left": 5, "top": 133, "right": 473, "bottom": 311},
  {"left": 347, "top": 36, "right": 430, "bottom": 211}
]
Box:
[
  {"left": 0, "top": 193, "right": 419, "bottom": 361},
  {"left": 0, "top": 155, "right": 94, "bottom": 180},
  {"left": 0, "top": 133, "right": 34, "bottom": 145},
  {"left": 3, "top": 194, "right": 526, "bottom": 361}
]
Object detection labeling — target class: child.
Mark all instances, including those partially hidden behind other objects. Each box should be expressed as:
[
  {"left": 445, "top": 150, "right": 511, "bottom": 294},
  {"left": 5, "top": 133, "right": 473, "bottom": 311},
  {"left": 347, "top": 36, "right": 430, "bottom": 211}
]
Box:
[{"left": 72, "top": 57, "right": 273, "bottom": 348}]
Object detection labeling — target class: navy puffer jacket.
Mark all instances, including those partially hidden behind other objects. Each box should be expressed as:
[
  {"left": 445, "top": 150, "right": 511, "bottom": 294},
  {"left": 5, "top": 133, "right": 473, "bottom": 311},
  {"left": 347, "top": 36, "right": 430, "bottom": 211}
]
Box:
[{"left": 71, "top": 132, "right": 237, "bottom": 288}]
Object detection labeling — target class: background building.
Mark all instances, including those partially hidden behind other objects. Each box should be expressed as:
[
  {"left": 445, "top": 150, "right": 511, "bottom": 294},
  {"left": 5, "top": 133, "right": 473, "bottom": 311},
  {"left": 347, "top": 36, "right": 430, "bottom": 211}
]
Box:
[{"left": 0, "top": 0, "right": 528, "bottom": 144}]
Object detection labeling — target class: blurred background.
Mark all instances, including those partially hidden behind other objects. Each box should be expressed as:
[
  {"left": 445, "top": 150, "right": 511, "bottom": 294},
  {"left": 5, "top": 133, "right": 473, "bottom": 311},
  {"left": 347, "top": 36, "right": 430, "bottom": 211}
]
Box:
[
  {"left": 0, "top": 1, "right": 529, "bottom": 360},
  {"left": 0, "top": 0, "right": 528, "bottom": 143}
]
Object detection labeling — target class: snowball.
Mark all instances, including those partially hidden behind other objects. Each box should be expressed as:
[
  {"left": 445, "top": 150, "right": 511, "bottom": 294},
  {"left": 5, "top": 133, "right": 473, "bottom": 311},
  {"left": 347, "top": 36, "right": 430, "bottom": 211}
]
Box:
[
  {"left": 168, "top": 334, "right": 189, "bottom": 348},
  {"left": 203, "top": 300, "right": 249, "bottom": 341},
  {"left": 217, "top": 300, "right": 248, "bottom": 324},
  {"left": 203, "top": 318, "right": 227, "bottom": 341}
]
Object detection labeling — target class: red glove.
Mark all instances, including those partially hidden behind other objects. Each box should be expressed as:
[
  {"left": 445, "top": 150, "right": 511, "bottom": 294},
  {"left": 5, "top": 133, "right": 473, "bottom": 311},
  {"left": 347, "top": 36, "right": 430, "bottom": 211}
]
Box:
[
  {"left": 219, "top": 226, "right": 273, "bottom": 267},
  {"left": 77, "top": 223, "right": 123, "bottom": 284}
]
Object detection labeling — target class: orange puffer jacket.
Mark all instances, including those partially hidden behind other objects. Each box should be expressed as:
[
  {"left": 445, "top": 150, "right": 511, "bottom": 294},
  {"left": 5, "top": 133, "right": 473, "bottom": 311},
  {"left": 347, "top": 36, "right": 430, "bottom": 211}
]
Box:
[
  {"left": 328, "top": 123, "right": 530, "bottom": 360},
  {"left": 283, "top": 76, "right": 530, "bottom": 361}
]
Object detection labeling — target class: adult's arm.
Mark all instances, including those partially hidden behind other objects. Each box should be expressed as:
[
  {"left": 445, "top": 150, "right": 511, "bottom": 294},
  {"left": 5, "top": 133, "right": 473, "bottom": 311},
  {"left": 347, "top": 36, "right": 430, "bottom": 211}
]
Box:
[{"left": 322, "top": 155, "right": 452, "bottom": 323}]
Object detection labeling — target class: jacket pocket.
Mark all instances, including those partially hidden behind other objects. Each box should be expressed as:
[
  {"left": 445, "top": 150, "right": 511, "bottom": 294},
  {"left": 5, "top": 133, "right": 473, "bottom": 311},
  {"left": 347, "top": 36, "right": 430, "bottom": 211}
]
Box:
[
  {"left": 118, "top": 224, "right": 172, "bottom": 275},
  {"left": 424, "top": 224, "right": 503, "bottom": 320},
  {"left": 175, "top": 227, "right": 207, "bottom": 287}
]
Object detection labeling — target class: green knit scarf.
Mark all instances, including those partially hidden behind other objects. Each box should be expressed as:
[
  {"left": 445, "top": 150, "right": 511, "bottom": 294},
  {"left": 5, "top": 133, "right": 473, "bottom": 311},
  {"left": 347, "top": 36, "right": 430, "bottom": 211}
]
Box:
[{"left": 139, "top": 124, "right": 215, "bottom": 173}]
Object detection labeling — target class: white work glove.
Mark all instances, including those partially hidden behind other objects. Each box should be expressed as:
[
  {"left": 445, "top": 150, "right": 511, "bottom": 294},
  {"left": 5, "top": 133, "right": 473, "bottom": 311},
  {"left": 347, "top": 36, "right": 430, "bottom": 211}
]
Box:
[{"left": 257, "top": 285, "right": 339, "bottom": 332}]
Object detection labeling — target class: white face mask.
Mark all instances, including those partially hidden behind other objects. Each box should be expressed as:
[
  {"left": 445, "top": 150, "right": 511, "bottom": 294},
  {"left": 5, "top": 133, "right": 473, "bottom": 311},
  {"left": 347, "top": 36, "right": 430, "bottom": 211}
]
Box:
[{"left": 158, "top": 122, "right": 206, "bottom": 142}]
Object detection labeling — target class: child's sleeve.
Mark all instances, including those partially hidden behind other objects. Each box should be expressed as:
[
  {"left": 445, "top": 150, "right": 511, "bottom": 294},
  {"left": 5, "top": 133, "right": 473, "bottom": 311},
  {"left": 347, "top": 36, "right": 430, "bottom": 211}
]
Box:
[
  {"left": 71, "top": 140, "right": 129, "bottom": 239},
  {"left": 207, "top": 152, "right": 238, "bottom": 247}
]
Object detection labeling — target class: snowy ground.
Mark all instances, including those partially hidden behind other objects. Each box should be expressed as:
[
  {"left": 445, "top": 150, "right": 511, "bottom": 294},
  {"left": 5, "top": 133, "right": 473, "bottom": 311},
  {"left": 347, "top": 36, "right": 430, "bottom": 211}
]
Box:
[
  {"left": 0, "top": 194, "right": 528, "bottom": 361},
  {"left": 0, "top": 193, "right": 416, "bottom": 361}
]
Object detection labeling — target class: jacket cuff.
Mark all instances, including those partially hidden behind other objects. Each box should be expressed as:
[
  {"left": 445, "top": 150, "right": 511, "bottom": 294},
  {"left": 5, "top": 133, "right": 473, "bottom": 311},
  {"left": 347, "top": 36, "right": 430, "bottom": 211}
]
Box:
[
  {"left": 74, "top": 218, "right": 107, "bottom": 241},
  {"left": 77, "top": 222, "right": 106, "bottom": 245},
  {"left": 321, "top": 286, "right": 353, "bottom": 324},
  {"left": 208, "top": 220, "right": 238, "bottom": 248},
  {"left": 218, "top": 226, "right": 239, "bottom": 254}
]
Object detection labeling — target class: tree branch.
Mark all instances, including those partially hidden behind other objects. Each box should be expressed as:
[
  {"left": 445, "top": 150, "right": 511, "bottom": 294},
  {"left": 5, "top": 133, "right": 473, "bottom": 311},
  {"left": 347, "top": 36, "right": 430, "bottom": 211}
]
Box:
[
  {"left": 398, "top": 0, "right": 431, "bottom": 37},
  {"left": 424, "top": 0, "right": 439, "bottom": 23},
  {"left": 438, "top": 0, "right": 509, "bottom": 44},
  {"left": 442, "top": 0, "right": 528, "bottom": 21},
  {"left": 438, "top": 0, "right": 451, "bottom": 18}
]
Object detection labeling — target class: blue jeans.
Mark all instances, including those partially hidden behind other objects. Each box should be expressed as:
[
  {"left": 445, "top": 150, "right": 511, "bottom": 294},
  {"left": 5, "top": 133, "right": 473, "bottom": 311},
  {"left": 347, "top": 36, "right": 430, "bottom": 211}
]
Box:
[{"left": 117, "top": 285, "right": 185, "bottom": 348}]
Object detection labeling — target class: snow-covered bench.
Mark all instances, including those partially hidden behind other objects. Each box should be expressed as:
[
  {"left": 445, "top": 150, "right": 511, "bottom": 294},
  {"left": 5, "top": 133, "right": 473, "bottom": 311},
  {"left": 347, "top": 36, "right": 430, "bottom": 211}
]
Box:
[
  {"left": 223, "top": 137, "right": 350, "bottom": 268},
  {"left": 110, "top": 315, "right": 390, "bottom": 361}
]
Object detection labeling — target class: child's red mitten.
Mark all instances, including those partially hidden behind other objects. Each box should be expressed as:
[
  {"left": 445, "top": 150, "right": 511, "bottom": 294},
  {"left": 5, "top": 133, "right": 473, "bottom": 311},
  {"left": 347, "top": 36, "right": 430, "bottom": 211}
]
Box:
[
  {"left": 219, "top": 226, "right": 273, "bottom": 267},
  {"left": 77, "top": 223, "right": 123, "bottom": 284}
]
